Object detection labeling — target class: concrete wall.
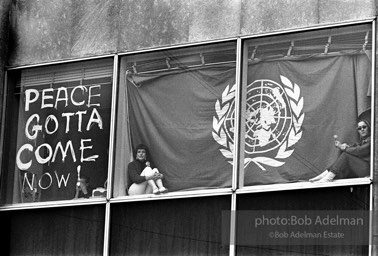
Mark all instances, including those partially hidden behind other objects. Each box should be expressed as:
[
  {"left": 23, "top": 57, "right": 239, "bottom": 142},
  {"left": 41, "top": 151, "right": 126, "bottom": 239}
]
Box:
[
  {"left": 2, "top": 0, "right": 378, "bottom": 254},
  {"left": 8, "top": 0, "right": 376, "bottom": 66},
  {"left": 0, "top": 0, "right": 11, "bottom": 171}
]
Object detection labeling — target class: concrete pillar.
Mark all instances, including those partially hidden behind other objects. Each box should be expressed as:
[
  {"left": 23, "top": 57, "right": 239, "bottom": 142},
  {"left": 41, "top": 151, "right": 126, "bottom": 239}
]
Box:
[
  {"left": 374, "top": 18, "right": 378, "bottom": 255},
  {"left": 374, "top": 4, "right": 378, "bottom": 254},
  {"left": 0, "top": 0, "right": 11, "bottom": 72},
  {"left": 0, "top": 0, "right": 11, "bottom": 172}
]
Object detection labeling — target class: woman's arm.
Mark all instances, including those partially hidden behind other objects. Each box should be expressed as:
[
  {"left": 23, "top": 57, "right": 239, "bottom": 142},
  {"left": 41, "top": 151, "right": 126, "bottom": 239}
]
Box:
[
  {"left": 344, "top": 138, "right": 370, "bottom": 157},
  {"left": 128, "top": 162, "right": 147, "bottom": 184}
]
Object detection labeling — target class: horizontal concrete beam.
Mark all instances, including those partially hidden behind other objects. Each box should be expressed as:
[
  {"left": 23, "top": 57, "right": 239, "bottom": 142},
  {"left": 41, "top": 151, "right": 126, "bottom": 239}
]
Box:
[{"left": 8, "top": 0, "right": 376, "bottom": 66}]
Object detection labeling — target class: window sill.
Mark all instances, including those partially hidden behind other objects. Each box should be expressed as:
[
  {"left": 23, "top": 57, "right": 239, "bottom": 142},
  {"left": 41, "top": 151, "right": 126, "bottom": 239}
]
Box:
[
  {"left": 237, "top": 177, "right": 372, "bottom": 194},
  {"left": 110, "top": 187, "right": 233, "bottom": 203},
  {"left": 0, "top": 197, "right": 107, "bottom": 211}
]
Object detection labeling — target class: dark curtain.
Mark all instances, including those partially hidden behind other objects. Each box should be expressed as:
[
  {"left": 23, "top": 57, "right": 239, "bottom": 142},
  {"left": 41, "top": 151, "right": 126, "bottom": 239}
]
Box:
[
  {"left": 243, "top": 53, "right": 371, "bottom": 185},
  {"left": 236, "top": 186, "right": 370, "bottom": 256},
  {"left": 110, "top": 195, "right": 231, "bottom": 256},
  {"left": 4, "top": 205, "right": 105, "bottom": 255},
  {"left": 123, "top": 65, "right": 236, "bottom": 192},
  {"left": 120, "top": 52, "right": 371, "bottom": 191}
]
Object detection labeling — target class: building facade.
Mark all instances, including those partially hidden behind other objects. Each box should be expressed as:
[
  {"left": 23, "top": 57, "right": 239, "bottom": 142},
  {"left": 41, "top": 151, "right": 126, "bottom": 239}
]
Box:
[{"left": 0, "top": 1, "right": 377, "bottom": 255}]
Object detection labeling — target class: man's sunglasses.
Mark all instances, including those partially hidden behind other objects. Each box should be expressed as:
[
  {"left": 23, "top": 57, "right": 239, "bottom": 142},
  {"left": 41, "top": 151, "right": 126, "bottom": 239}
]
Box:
[{"left": 357, "top": 125, "right": 368, "bottom": 131}]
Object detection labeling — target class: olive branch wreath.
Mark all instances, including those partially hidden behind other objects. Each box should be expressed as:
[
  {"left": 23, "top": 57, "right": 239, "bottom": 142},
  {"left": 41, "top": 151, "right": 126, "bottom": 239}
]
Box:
[{"left": 212, "top": 76, "right": 304, "bottom": 171}]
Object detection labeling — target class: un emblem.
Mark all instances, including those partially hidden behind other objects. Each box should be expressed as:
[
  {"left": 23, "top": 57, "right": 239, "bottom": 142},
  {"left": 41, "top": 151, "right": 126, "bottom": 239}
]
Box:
[{"left": 213, "top": 75, "right": 305, "bottom": 171}]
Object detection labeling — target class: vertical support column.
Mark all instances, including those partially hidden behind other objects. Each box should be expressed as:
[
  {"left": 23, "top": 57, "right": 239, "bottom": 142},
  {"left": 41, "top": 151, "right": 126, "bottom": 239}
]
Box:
[
  {"left": 0, "top": 0, "right": 11, "bottom": 69},
  {"left": 106, "top": 54, "right": 119, "bottom": 200},
  {"left": 371, "top": 18, "right": 377, "bottom": 256},
  {"left": 103, "top": 54, "right": 119, "bottom": 256},
  {"left": 0, "top": 0, "right": 11, "bottom": 97},
  {"left": 232, "top": 38, "right": 242, "bottom": 191},
  {"left": 233, "top": 39, "right": 248, "bottom": 190},
  {"left": 229, "top": 37, "right": 248, "bottom": 256},
  {"left": 103, "top": 202, "right": 111, "bottom": 256},
  {"left": 229, "top": 193, "right": 237, "bottom": 256},
  {"left": 0, "top": 0, "right": 11, "bottom": 179}
]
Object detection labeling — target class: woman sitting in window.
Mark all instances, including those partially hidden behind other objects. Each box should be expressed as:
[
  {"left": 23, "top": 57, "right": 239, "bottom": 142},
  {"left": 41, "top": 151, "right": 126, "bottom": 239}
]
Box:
[
  {"left": 127, "top": 144, "right": 168, "bottom": 195},
  {"left": 309, "top": 118, "right": 371, "bottom": 182}
]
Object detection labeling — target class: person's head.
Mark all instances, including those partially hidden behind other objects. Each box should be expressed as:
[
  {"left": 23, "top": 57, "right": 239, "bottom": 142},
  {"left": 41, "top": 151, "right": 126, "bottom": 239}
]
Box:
[
  {"left": 77, "top": 175, "right": 90, "bottom": 194},
  {"left": 79, "top": 175, "right": 90, "bottom": 186},
  {"left": 357, "top": 120, "right": 370, "bottom": 139},
  {"left": 135, "top": 144, "right": 149, "bottom": 161}
]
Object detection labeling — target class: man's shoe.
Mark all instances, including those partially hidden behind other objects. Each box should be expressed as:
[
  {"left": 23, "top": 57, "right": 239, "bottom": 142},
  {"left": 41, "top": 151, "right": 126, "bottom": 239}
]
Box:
[
  {"left": 315, "top": 172, "right": 336, "bottom": 183},
  {"left": 309, "top": 170, "right": 328, "bottom": 182}
]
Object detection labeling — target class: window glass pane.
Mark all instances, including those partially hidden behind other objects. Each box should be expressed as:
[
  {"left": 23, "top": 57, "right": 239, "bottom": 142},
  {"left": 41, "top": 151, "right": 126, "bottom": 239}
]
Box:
[
  {"left": 114, "top": 42, "right": 236, "bottom": 197},
  {"left": 235, "top": 186, "right": 370, "bottom": 255},
  {"left": 1, "top": 59, "right": 113, "bottom": 204},
  {"left": 109, "top": 195, "right": 231, "bottom": 255},
  {"left": 242, "top": 24, "right": 372, "bottom": 186},
  {"left": 0, "top": 205, "right": 105, "bottom": 255}
]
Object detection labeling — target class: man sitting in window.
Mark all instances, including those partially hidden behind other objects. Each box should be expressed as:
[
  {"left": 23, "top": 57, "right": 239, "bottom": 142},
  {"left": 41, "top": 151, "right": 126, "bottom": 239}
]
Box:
[{"left": 309, "top": 118, "right": 371, "bottom": 182}]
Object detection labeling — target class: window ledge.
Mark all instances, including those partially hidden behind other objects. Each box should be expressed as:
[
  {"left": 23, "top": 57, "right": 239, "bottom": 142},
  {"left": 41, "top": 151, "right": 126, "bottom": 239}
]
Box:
[
  {"left": 237, "top": 178, "right": 372, "bottom": 194},
  {"left": 0, "top": 179, "right": 372, "bottom": 209},
  {"left": 110, "top": 187, "right": 233, "bottom": 203},
  {"left": 0, "top": 197, "right": 107, "bottom": 211}
]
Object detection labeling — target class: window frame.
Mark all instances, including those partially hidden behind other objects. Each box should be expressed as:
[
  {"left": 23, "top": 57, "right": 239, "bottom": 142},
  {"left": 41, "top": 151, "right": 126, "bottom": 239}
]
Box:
[
  {"left": 0, "top": 20, "right": 373, "bottom": 207},
  {"left": 0, "top": 55, "right": 116, "bottom": 209},
  {"left": 236, "top": 20, "right": 375, "bottom": 193},
  {"left": 0, "top": 18, "right": 374, "bottom": 256}
]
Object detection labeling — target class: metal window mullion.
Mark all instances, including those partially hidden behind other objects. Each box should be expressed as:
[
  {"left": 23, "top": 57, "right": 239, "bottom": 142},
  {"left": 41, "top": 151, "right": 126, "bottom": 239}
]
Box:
[
  {"left": 369, "top": 19, "right": 376, "bottom": 256},
  {"left": 229, "top": 192, "right": 237, "bottom": 256},
  {"left": 103, "top": 54, "right": 119, "bottom": 256},
  {"left": 232, "top": 38, "right": 242, "bottom": 191},
  {"left": 369, "top": 182, "right": 374, "bottom": 256},
  {"left": 103, "top": 201, "right": 111, "bottom": 256},
  {"left": 0, "top": 71, "right": 8, "bottom": 190},
  {"left": 236, "top": 41, "right": 248, "bottom": 190},
  {"left": 106, "top": 55, "right": 118, "bottom": 200},
  {"left": 228, "top": 37, "right": 242, "bottom": 256},
  {"left": 229, "top": 37, "right": 248, "bottom": 256},
  {"left": 369, "top": 20, "right": 376, "bottom": 184}
]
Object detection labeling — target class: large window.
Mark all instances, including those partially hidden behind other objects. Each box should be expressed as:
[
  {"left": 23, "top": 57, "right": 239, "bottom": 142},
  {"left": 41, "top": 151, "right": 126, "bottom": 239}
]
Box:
[
  {"left": 113, "top": 42, "right": 237, "bottom": 197},
  {"left": 240, "top": 24, "right": 373, "bottom": 187},
  {"left": 1, "top": 25, "right": 372, "bottom": 205},
  {"left": 1, "top": 205, "right": 106, "bottom": 255},
  {"left": 0, "top": 21, "right": 374, "bottom": 256},
  {"left": 1, "top": 58, "right": 113, "bottom": 204},
  {"left": 110, "top": 196, "right": 230, "bottom": 255},
  {"left": 235, "top": 186, "right": 370, "bottom": 255}
]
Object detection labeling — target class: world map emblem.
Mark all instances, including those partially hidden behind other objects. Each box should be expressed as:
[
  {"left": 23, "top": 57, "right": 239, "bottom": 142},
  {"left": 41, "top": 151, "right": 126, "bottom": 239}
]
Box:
[{"left": 212, "top": 75, "right": 304, "bottom": 171}]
